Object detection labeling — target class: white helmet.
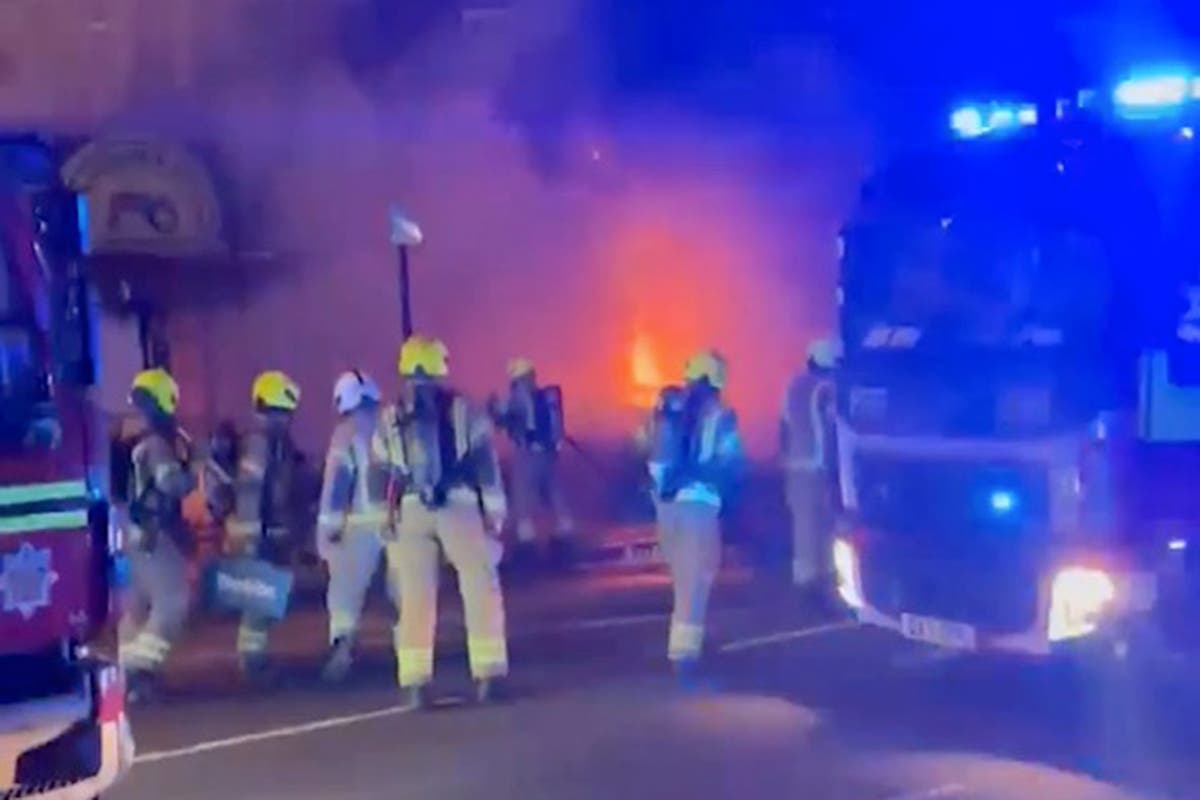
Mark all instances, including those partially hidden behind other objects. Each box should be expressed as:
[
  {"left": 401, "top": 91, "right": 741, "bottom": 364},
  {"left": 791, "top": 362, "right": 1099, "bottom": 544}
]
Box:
[
  {"left": 333, "top": 370, "right": 381, "bottom": 415},
  {"left": 807, "top": 338, "right": 842, "bottom": 369}
]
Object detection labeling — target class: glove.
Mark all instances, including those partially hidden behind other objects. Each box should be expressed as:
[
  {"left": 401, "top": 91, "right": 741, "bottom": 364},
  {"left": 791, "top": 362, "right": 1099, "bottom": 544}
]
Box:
[
  {"left": 486, "top": 535, "right": 504, "bottom": 568},
  {"left": 480, "top": 490, "right": 506, "bottom": 536},
  {"left": 317, "top": 525, "right": 343, "bottom": 561},
  {"left": 130, "top": 524, "right": 158, "bottom": 554}
]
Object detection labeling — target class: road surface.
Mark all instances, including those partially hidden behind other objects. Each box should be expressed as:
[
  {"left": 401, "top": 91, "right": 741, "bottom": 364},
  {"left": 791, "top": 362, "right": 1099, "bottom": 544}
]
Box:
[{"left": 111, "top": 559, "right": 1199, "bottom": 800}]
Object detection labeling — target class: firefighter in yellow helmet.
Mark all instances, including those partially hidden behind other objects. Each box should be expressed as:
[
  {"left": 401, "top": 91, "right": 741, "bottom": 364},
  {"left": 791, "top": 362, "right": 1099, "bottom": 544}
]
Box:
[
  {"left": 640, "top": 350, "right": 743, "bottom": 688},
  {"left": 490, "top": 357, "right": 574, "bottom": 571},
  {"left": 781, "top": 338, "right": 839, "bottom": 589},
  {"left": 373, "top": 335, "right": 510, "bottom": 708},
  {"left": 225, "top": 369, "right": 303, "bottom": 683},
  {"left": 117, "top": 368, "right": 196, "bottom": 701}
]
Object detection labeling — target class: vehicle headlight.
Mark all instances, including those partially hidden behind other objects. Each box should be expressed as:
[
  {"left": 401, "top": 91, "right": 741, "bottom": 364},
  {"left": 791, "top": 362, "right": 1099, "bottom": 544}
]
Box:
[
  {"left": 833, "top": 538, "right": 864, "bottom": 610},
  {"left": 1047, "top": 566, "right": 1116, "bottom": 642}
]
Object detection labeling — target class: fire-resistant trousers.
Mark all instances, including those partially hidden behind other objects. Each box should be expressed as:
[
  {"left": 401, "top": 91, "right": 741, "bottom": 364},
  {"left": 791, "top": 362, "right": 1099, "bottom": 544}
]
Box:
[
  {"left": 390, "top": 498, "right": 508, "bottom": 687},
  {"left": 656, "top": 500, "right": 721, "bottom": 662},
  {"left": 511, "top": 448, "right": 574, "bottom": 543},
  {"left": 119, "top": 536, "right": 190, "bottom": 674},
  {"left": 785, "top": 467, "right": 832, "bottom": 586},
  {"left": 325, "top": 526, "right": 397, "bottom": 644}
]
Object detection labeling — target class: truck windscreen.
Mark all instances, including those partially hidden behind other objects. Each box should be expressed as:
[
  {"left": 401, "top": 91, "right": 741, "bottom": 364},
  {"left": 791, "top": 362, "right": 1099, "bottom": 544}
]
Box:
[
  {"left": 836, "top": 132, "right": 1192, "bottom": 435},
  {"left": 841, "top": 216, "right": 1111, "bottom": 351},
  {"left": 0, "top": 223, "right": 50, "bottom": 451}
]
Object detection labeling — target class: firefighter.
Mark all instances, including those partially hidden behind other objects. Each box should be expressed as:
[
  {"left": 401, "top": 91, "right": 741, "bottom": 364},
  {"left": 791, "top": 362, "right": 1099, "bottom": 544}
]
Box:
[
  {"left": 118, "top": 368, "right": 196, "bottom": 700},
  {"left": 641, "top": 350, "right": 743, "bottom": 687},
  {"left": 227, "top": 370, "right": 303, "bottom": 683},
  {"left": 373, "top": 335, "right": 509, "bottom": 709},
  {"left": 491, "top": 357, "right": 574, "bottom": 569},
  {"left": 318, "top": 369, "right": 395, "bottom": 683},
  {"left": 781, "top": 338, "right": 839, "bottom": 589}
]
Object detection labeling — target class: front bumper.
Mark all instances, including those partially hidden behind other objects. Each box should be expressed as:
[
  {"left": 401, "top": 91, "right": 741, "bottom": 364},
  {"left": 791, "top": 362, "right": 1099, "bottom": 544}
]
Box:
[
  {"left": 1, "top": 663, "right": 135, "bottom": 799},
  {"left": 854, "top": 600, "right": 1057, "bottom": 656},
  {"left": 836, "top": 539, "right": 1158, "bottom": 657}
]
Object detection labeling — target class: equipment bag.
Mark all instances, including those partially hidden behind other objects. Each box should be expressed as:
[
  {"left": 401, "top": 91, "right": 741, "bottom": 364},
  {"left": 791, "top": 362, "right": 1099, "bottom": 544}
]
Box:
[
  {"left": 648, "top": 386, "right": 690, "bottom": 501},
  {"left": 204, "top": 556, "right": 294, "bottom": 621},
  {"left": 401, "top": 383, "right": 463, "bottom": 508},
  {"left": 534, "top": 385, "right": 565, "bottom": 450},
  {"left": 648, "top": 385, "right": 727, "bottom": 501}
]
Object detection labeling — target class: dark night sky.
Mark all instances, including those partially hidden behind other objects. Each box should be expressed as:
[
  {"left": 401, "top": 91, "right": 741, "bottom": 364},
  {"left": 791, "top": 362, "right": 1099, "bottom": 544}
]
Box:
[{"left": 487, "top": 0, "right": 1200, "bottom": 160}]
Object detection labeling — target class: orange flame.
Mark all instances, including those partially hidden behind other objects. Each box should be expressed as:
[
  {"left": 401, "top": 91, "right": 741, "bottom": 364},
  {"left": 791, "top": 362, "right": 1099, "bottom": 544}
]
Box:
[{"left": 629, "top": 331, "right": 664, "bottom": 408}]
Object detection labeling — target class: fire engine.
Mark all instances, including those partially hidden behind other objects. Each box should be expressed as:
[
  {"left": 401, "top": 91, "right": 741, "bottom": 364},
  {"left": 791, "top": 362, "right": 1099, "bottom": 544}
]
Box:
[
  {"left": 833, "top": 71, "right": 1200, "bottom": 667},
  {"left": 1, "top": 136, "right": 133, "bottom": 797}
]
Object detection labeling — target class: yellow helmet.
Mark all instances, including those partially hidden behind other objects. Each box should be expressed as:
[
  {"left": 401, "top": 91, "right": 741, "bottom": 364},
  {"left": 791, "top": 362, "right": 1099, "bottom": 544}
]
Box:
[
  {"left": 398, "top": 335, "right": 449, "bottom": 378},
  {"left": 683, "top": 349, "right": 727, "bottom": 390},
  {"left": 252, "top": 370, "right": 301, "bottom": 412},
  {"left": 507, "top": 357, "right": 535, "bottom": 380},
  {"left": 130, "top": 368, "right": 180, "bottom": 415}
]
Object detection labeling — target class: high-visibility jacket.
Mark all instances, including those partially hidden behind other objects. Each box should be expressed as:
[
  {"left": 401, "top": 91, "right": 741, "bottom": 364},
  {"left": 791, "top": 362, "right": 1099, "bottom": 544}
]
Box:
[
  {"left": 317, "top": 407, "right": 390, "bottom": 532},
  {"left": 781, "top": 371, "right": 835, "bottom": 472},
  {"left": 640, "top": 391, "right": 743, "bottom": 508},
  {"left": 128, "top": 427, "right": 194, "bottom": 548},
  {"left": 228, "top": 425, "right": 298, "bottom": 547},
  {"left": 372, "top": 387, "right": 506, "bottom": 518},
  {"left": 493, "top": 382, "right": 564, "bottom": 452}
]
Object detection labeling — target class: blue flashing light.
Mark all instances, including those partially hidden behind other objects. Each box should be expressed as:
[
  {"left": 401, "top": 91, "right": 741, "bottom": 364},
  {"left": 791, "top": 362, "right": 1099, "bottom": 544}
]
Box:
[
  {"left": 951, "top": 103, "right": 1038, "bottom": 138},
  {"left": 1168, "top": 538, "right": 1188, "bottom": 552},
  {"left": 988, "top": 106, "right": 1016, "bottom": 129},
  {"left": 989, "top": 490, "right": 1017, "bottom": 514},
  {"left": 951, "top": 106, "right": 986, "bottom": 138},
  {"left": 1114, "top": 73, "right": 1190, "bottom": 109}
]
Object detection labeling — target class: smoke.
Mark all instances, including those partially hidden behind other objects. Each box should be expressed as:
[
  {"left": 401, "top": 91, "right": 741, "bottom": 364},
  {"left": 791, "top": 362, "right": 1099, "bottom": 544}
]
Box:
[{"left": 2, "top": 0, "right": 871, "bottom": 452}]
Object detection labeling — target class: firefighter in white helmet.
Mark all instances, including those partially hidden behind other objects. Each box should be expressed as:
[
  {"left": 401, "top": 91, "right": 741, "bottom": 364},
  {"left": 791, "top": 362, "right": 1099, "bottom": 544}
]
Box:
[
  {"left": 491, "top": 357, "right": 574, "bottom": 570},
  {"left": 640, "top": 350, "right": 743, "bottom": 687},
  {"left": 117, "top": 368, "right": 196, "bottom": 701},
  {"left": 781, "top": 338, "right": 839, "bottom": 589},
  {"left": 373, "top": 335, "right": 510, "bottom": 709},
  {"left": 318, "top": 369, "right": 398, "bottom": 682}
]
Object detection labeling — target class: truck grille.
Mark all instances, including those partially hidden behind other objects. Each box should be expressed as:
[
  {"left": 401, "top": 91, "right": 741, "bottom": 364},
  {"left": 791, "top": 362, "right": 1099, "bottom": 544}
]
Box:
[
  {"left": 852, "top": 452, "right": 1047, "bottom": 634},
  {"left": 854, "top": 452, "right": 1050, "bottom": 541},
  {"left": 861, "top": 548, "right": 1040, "bottom": 634}
]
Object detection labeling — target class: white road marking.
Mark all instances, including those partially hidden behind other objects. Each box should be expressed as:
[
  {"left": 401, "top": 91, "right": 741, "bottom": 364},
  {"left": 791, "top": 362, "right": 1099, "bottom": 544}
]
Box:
[
  {"left": 133, "top": 612, "right": 672, "bottom": 765},
  {"left": 135, "top": 704, "right": 417, "bottom": 765},
  {"left": 136, "top": 616, "right": 853, "bottom": 764},
  {"left": 539, "top": 612, "right": 669, "bottom": 632},
  {"left": 717, "top": 620, "right": 857, "bottom": 653},
  {"left": 169, "top": 613, "right": 673, "bottom": 671},
  {"left": 880, "top": 784, "right": 967, "bottom": 799}
]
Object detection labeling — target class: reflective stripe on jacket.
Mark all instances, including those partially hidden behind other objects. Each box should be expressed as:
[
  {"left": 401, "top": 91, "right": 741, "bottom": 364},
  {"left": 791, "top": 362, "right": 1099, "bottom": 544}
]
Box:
[
  {"left": 642, "top": 399, "right": 743, "bottom": 508},
  {"left": 781, "top": 373, "right": 835, "bottom": 471},
  {"left": 229, "top": 428, "right": 295, "bottom": 539},
  {"left": 373, "top": 392, "right": 506, "bottom": 516},
  {"left": 318, "top": 408, "right": 389, "bottom": 531}
]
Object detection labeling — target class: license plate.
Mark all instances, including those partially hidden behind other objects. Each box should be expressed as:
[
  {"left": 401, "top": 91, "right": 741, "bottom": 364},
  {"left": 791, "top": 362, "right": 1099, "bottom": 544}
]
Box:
[{"left": 900, "top": 613, "right": 977, "bottom": 650}]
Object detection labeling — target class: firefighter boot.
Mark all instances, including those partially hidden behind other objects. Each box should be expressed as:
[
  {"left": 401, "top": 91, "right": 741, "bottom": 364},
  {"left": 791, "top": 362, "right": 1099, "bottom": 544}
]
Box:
[
  {"left": 240, "top": 653, "right": 280, "bottom": 689},
  {"left": 402, "top": 683, "right": 434, "bottom": 712},
  {"left": 475, "top": 676, "right": 513, "bottom": 705},
  {"left": 125, "top": 669, "right": 162, "bottom": 706},
  {"left": 321, "top": 636, "right": 355, "bottom": 684}
]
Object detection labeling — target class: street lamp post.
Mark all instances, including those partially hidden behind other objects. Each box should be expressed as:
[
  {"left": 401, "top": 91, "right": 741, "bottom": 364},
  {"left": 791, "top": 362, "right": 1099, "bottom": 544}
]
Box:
[{"left": 389, "top": 206, "right": 424, "bottom": 339}]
